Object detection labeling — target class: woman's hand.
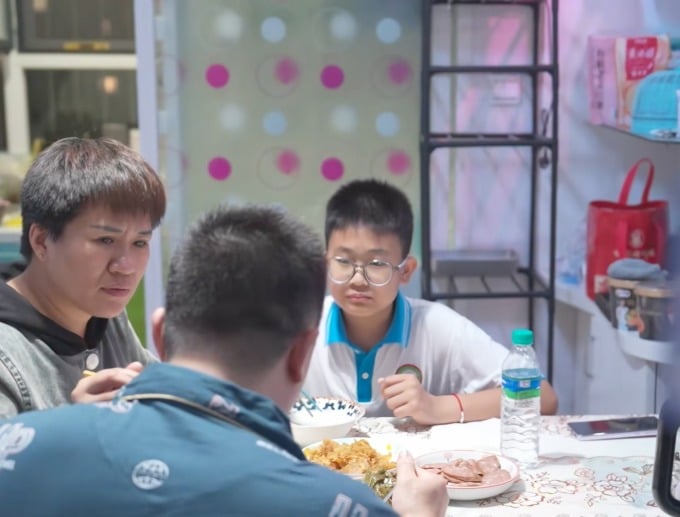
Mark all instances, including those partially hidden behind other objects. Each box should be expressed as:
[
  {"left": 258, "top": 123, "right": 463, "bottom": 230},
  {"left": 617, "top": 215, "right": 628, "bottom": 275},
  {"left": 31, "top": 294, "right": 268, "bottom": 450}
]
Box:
[{"left": 71, "top": 361, "right": 144, "bottom": 404}]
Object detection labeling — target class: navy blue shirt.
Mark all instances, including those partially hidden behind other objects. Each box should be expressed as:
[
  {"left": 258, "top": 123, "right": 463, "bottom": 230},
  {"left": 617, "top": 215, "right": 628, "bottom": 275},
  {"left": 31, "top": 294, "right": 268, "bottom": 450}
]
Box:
[{"left": 0, "top": 363, "right": 397, "bottom": 517}]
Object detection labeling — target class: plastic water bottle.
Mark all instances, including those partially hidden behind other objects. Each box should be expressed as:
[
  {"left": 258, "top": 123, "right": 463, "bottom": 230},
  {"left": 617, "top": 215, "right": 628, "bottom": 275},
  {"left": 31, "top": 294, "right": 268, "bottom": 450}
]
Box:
[{"left": 500, "top": 329, "right": 542, "bottom": 467}]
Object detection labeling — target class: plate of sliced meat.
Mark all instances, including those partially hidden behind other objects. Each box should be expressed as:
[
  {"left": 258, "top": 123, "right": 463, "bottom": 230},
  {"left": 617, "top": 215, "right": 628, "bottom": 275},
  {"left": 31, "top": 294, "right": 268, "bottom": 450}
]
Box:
[{"left": 415, "top": 450, "right": 520, "bottom": 501}]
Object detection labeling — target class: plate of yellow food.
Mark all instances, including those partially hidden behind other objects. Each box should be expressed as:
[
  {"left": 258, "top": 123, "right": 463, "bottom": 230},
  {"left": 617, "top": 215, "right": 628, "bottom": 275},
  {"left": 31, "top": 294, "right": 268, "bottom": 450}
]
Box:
[{"left": 303, "top": 437, "right": 397, "bottom": 499}]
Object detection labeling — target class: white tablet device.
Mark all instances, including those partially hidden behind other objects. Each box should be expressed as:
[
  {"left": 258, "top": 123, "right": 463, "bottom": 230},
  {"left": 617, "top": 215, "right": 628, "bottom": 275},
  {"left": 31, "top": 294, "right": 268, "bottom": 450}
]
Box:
[{"left": 567, "top": 416, "right": 659, "bottom": 440}]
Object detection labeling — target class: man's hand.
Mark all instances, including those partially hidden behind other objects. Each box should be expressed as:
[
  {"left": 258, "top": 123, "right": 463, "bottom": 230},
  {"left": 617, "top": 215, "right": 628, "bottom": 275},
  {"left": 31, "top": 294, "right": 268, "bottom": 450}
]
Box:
[
  {"left": 71, "top": 362, "right": 144, "bottom": 404},
  {"left": 379, "top": 374, "right": 440, "bottom": 424},
  {"left": 391, "top": 451, "right": 448, "bottom": 517}
]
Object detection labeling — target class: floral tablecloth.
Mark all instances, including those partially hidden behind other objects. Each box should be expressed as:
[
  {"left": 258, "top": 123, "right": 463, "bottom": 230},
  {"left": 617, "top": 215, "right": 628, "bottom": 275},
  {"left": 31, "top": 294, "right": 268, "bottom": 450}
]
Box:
[{"left": 349, "top": 415, "right": 678, "bottom": 517}]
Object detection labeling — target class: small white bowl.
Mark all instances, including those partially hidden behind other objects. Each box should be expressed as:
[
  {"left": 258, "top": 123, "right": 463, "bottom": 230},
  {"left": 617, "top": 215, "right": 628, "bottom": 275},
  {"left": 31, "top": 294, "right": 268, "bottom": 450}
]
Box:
[
  {"left": 289, "top": 397, "right": 364, "bottom": 447},
  {"left": 415, "top": 449, "right": 520, "bottom": 501}
]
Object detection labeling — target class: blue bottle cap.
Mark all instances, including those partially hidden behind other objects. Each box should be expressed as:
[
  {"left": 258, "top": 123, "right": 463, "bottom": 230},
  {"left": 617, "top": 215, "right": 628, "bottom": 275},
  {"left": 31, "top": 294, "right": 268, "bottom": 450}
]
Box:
[{"left": 512, "top": 328, "right": 533, "bottom": 346}]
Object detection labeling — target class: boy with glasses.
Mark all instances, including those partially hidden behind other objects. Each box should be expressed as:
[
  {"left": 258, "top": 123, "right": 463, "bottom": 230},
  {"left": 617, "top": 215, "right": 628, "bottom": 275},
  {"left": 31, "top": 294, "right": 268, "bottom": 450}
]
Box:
[{"left": 304, "top": 179, "right": 558, "bottom": 425}]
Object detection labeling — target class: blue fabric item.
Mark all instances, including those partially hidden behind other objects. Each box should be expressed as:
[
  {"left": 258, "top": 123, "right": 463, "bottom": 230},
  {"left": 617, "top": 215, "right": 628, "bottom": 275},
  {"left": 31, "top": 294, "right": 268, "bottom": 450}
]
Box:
[
  {"left": 607, "top": 258, "right": 667, "bottom": 281},
  {"left": 0, "top": 363, "right": 396, "bottom": 516},
  {"left": 326, "top": 292, "right": 412, "bottom": 402}
]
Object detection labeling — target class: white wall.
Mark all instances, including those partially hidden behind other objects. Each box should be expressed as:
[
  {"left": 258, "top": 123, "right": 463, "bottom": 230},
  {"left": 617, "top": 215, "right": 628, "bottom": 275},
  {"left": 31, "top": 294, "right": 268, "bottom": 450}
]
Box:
[
  {"left": 557, "top": 0, "right": 680, "bottom": 413},
  {"left": 430, "top": 1, "right": 679, "bottom": 413},
  {"left": 557, "top": 0, "right": 680, "bottom": 241}
]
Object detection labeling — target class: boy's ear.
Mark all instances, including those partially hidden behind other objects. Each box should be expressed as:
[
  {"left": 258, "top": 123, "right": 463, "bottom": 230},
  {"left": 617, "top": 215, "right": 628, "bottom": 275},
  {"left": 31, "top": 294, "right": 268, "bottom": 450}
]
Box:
[
  {"left": 286, "top": 326, "right": 319, "bottom": 384},
  {"left": 398, "top": 255, "right": 418, "bottom": 284},
  {"left": 151, "top": 308, "right": 167, "bottom": 361}
]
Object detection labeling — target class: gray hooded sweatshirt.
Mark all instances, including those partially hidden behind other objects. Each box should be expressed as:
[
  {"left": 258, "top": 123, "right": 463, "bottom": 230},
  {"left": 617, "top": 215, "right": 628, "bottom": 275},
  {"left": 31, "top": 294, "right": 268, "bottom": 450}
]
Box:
[{"left": 0, "top": 262, "right": 155, "bottom": 418}]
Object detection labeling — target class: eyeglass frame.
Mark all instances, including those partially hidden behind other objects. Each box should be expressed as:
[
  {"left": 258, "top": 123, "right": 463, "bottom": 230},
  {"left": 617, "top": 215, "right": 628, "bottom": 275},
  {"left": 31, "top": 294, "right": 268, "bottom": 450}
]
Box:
[{"left": 327, "top": 256, "right": 408, "bottom": 287}]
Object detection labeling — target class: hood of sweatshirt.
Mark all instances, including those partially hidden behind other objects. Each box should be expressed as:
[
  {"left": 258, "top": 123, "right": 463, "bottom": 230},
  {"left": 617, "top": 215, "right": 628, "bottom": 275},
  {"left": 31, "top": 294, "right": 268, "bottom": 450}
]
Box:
[{"left": 0, "top": 260, "right": 108, "bottom": 355}]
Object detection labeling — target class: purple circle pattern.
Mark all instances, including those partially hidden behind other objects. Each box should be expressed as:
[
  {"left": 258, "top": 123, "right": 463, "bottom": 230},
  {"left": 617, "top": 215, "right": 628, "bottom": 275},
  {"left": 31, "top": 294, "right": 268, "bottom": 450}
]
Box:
[
  {"left": 256, "top": 55, "right": 300, "bottom": 97},
  {"left": 387, "top": 150, "right": 411, "bottom": 176},
  {"left": 277, "top": 150, "right": 300, "bottom": 175},
  {"left": 372, "top": 56, "right": 414, "bottom": 97},
  {"left": 321, "top": 158, "right": 344, "bottom": 181},
  {"left": 205, "top": 64, "right": 230, "bottom": 88},
  {"left": 388, "top": 59, "right": 411, "bottom": 85},
  {"left": 275, "top": 57, "right": 300, "bottom": 85},
  {"left": 208, "top": 157, "right": 232, "bottom": 180},
  {"left": 320, "top": 65, "right": 344, "bottom": 89},
  {"left": 201, "top": 16, "right": 414, "bottom": 192}
]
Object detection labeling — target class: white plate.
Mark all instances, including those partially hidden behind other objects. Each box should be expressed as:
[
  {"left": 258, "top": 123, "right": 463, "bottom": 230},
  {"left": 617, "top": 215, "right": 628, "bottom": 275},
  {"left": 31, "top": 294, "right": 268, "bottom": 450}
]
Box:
[
  {"left": 303, "top": 437, "right": 397, "bottom": 480},
  {"left": 415, "top": 449, "right": 520, "bottom": 501}
]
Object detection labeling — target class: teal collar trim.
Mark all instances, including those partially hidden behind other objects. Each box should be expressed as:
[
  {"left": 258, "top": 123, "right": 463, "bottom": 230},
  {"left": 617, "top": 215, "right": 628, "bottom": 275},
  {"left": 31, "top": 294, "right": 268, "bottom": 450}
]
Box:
[{"left": 325, "top": 291, "right": 411, "bottom": 349}]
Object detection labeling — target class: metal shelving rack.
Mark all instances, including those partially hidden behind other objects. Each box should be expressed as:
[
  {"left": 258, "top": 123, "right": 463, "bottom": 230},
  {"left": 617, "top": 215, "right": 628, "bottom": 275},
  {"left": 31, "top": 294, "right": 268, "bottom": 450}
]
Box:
[{"left": 419, "top": 0, "right": 559, "bottom": 381}]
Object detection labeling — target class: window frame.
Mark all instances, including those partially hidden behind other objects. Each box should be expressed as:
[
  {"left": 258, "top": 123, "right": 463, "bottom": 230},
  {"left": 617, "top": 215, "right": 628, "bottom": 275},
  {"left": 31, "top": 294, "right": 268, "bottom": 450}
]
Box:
[
  {"left": 3, "top": 51, "right": 136, "bottom": 154},
  {"left": 16, "top": 0, "right": 134, "bottom": 54}
]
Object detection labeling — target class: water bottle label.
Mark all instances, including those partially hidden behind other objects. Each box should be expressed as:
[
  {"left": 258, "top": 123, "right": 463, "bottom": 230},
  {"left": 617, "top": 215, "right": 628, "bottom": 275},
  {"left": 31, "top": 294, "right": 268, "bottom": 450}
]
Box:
[{"left": 502, "top": 374, "right": 541, "bottom": 400}]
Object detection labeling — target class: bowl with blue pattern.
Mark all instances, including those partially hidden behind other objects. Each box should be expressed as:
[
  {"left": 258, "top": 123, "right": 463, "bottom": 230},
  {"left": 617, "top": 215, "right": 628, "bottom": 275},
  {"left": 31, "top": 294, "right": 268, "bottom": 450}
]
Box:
[{"left": 289, "top": 397, "right": 365, "bottom": 447}]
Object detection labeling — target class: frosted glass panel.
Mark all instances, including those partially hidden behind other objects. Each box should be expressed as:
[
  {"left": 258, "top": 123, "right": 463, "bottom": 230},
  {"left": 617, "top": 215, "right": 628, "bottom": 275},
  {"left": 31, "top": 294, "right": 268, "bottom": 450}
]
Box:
[{"left": 153, "top": 0, "right": 422, "bottom": 264}]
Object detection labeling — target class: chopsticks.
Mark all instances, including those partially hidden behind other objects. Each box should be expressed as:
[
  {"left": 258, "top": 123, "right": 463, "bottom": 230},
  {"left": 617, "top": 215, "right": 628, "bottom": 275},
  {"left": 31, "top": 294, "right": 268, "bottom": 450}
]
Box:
[
  {"left": 299, "top": 389, "right": 321, "bottom": 415},
  {"left": 382, "top": 486, "right": 395, "bottom": 503},
  {"left": 299, "top": 402, "right": 315, "bottom": 417},
  {"left": 382, "top": 467, "right": 397, "bottom": 503}
]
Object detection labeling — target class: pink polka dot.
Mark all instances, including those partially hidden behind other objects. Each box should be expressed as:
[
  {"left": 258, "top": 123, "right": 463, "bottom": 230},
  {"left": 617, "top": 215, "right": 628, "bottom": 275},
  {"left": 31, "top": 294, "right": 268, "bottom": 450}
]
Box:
[
  {"left": 205, "top": 64, "right": 230, "bottom": 88},
  {"left": 320, "top": 65, "right": 344, "bottom": 89},
  {"left": 276, "top": 150, "right": 300, "bottom": 175},
  {"left": 208, "top": 157, "right": 231, "bottom": 181},
  {"left": 387, "top": 59, "right": 411, "bottom": 85},
  {"left": 387, "top": 151, "right": 411, "bottom": 176},
  {"left": 275, "top": 57, "right": 300, "bottom": 85},
  {"left": 321, "top": 158, "right": 344, "bottom": 181}
]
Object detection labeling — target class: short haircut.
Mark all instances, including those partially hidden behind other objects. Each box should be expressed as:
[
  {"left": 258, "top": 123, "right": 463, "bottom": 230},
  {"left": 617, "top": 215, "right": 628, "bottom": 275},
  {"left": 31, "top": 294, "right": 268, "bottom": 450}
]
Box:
[
  {"left": 19, "top": 137, "right": 166, "bottom": 260},
  {"left": 163, "top": 204, "right": 327, "bottom": 373},
  {"left": 325, "top": 179, "right": 413, "bottom": 257}
]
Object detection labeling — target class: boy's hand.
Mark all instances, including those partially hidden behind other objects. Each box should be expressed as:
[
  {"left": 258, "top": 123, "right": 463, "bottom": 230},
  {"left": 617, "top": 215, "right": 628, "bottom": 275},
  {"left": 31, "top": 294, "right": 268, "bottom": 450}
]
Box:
[
  {"left": 71, "top": 362, "right": 144, "bottom": 404},
  {"left": 379, "top": 373, "right": 441, "bottom": 424},
  {"left": 391, "top": 451, "right": 448, "bottom": 517}
]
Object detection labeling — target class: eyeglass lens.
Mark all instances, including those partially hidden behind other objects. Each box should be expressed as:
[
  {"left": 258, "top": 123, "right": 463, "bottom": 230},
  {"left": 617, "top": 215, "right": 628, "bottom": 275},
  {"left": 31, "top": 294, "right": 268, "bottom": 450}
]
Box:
[{"left": 328, "top": 259, "right": 393, "bottom": 286}]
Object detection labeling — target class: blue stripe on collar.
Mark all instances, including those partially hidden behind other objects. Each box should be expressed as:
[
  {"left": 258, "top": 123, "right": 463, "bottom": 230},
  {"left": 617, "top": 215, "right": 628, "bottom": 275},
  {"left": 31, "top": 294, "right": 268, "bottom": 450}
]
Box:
[
  {"left": 326, "top": 291, "right": 411, "bottom": 348},
  {"left": 326, "top": 301, "right": 349, "bottom": 345}
]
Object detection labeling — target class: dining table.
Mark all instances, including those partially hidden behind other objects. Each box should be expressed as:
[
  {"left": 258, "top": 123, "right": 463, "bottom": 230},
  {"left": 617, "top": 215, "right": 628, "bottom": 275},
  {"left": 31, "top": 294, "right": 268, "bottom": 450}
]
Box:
[{"left": 346, "top": 414, "right": 678, "bottom": 516}]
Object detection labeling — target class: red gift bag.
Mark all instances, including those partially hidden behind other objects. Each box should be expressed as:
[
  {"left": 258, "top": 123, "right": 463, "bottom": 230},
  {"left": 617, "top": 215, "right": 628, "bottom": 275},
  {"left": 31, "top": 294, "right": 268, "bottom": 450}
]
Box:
[{"left": 585, "top": 158, "right": 668, "bottom": 300}]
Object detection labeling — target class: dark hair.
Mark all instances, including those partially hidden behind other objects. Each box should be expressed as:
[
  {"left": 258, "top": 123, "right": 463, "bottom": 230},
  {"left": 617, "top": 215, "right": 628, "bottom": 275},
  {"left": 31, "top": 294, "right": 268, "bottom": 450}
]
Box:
[
  {"left": 163, "top": 204, "right": 327, "bottom": 373},
  {"left": 325, "top": 179, "right": 413, "bottom": 257},
  {"left": 19, "top": 137, "right": 166, "bottom": 260}
]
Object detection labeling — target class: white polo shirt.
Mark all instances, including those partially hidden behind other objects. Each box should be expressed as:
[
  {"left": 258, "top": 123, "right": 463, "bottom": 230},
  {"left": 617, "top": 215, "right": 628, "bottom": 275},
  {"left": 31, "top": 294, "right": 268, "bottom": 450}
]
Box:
[{"left": 304, "top": 293, "right": 509, "bottom": 417}]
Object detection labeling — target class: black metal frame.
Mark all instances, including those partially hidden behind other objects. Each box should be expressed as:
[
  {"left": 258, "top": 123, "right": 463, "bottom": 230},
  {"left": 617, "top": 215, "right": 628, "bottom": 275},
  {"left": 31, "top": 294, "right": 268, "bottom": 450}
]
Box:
[{"left": 419, "top": 0, "right": 559, "bottom": 381}]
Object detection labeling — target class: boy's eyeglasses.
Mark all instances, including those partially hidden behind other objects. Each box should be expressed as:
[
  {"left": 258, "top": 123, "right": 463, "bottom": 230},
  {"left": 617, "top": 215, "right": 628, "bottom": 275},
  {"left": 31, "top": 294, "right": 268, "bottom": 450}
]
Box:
[{"left": 327, "top": 257, "right": 406, "bottom": 287}]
